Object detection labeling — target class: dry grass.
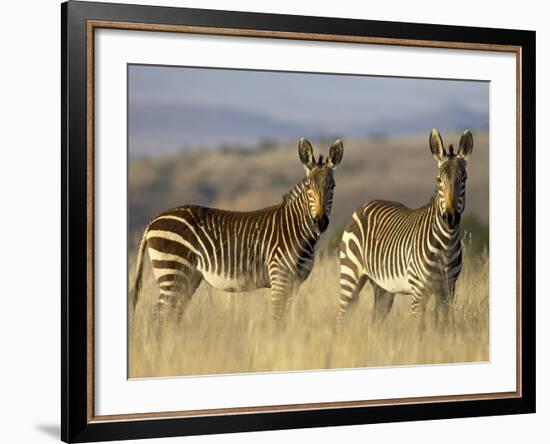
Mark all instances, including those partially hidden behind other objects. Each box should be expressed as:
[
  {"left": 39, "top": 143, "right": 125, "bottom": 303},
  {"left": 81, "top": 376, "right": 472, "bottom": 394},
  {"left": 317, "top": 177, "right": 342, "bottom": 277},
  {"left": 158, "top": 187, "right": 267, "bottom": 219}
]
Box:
[{"left": 128, "top": 250, "right": 489, "bottom": 378}]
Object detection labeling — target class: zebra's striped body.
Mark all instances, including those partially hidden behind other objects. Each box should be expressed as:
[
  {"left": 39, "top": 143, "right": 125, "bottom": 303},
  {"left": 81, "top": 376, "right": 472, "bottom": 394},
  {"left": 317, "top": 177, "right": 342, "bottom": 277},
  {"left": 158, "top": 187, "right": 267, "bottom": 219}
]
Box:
[
  {"left": 337, "top": 129, "right": 473, "bottom": 325},
  {"left": 132, "top": 138, "right": 343, "bottom": 322}
]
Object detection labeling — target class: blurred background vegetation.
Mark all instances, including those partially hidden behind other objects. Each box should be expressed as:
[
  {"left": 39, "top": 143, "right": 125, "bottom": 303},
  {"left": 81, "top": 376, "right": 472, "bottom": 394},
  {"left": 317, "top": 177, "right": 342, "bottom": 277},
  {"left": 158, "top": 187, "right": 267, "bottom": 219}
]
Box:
[{"left": 128, "top": 131, "right": 489, "bottom": 258}]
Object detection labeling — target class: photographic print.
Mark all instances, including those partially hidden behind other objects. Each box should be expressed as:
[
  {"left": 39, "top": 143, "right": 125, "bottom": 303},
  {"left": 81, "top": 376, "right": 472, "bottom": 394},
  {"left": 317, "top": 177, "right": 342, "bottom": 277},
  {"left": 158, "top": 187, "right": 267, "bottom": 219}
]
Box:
[
  {"left": 127, "top": 65, "right": 490, "bottom": 378},
  {"left": 63, "top": 3, "right": 535, "bottom": 440}
]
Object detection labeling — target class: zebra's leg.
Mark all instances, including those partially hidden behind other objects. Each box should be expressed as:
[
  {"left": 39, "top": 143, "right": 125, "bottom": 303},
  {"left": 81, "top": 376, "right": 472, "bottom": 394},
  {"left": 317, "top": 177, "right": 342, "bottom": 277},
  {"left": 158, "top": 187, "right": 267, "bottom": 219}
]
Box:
[
  {"left": 270, "top": 280, "right": 291, "bottom": 321},
  {"left": 153, "top": 285, "right": 180, "bottom": 342},
  {"left": 434, "top": 286, "right": 454, "bottom": 331},
  {"left": 336, "top": 274, "right": 367, "bottom": 325},
  {"left": 174, "top": 270, "right": 203, "bottom": 323},
  {"left": 284, "top": 282, "right": 299, "bottom": 313},
  {"left": 268, "top": 261, "right": 295, "bottom": 322},
  {"left": 372, "top": 284, "right": 395, "bottom": 323},
  {"left": 154, "top": 266, "right": 201, "bottom": 335},
  {"left": 337, "top": 227, "right": 367, "bottom": 326},
  {"left": 155, "top": 284, "right": 182, "bottom": 331},
  {"left": 411, "top": 288, "right": 429, "bottom": 334}
]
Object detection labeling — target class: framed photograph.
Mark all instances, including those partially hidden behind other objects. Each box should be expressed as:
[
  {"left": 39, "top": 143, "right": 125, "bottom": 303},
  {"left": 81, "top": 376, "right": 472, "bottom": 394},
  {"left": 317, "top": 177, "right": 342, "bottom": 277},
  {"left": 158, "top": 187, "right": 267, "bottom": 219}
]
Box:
[{"left": 62, "top": 1, "right": 535, "bottom": 442}]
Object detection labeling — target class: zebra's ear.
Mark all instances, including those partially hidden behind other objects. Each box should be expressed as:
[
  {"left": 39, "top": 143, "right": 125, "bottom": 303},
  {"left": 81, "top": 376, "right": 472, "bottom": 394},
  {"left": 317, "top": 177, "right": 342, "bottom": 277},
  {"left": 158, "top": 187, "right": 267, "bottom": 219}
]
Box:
[
  {"left": 457, "top": 130, "right": 474, "bottom": 160},
  {"left": 328, "top": 139, "right": 344, "bottom": 169},
  {"left": 429, "top": 129, "right": 447, "bottom": 165},
  {"left": 298, "top": 138, "right": 315, "bottom": 172}
]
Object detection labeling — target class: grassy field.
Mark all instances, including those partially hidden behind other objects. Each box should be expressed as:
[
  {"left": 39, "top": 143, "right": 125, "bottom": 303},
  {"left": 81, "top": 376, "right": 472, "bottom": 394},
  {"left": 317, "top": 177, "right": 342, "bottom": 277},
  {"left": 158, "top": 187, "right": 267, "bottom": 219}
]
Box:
[
  {"left": 128, "top": 131, "right": 490, "bottom": 378},
  {"left": 128, "top": 248, "right": 489, "bottom": 378}
]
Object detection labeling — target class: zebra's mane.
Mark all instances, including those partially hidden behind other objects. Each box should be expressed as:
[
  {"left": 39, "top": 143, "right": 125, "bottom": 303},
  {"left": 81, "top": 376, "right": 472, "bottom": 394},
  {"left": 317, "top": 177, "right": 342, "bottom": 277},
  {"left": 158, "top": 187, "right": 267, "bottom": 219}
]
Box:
[{"left": 282, "top": 178, "right": 307, "bottom": 205}]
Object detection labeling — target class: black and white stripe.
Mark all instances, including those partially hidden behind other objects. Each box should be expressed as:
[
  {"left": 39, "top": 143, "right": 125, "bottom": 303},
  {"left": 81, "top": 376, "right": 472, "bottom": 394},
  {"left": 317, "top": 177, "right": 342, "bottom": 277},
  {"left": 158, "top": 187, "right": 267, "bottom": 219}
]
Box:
[
  {"left": 131, "top": 138, "right": 343, "bottom": 322},
  {"left": 336, "top": 129, "right": 474, "bottom": 325}
]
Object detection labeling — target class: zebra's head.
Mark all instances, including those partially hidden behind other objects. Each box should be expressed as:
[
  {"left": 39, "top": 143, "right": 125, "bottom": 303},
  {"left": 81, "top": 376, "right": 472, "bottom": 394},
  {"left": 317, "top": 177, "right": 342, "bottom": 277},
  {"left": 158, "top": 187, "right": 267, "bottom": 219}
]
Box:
[
  {"left": 430, "top": 129, "right": 474, "bottom": 230},
  {"left": 298, "top": 138, "right": 344, "bottom": 233}
]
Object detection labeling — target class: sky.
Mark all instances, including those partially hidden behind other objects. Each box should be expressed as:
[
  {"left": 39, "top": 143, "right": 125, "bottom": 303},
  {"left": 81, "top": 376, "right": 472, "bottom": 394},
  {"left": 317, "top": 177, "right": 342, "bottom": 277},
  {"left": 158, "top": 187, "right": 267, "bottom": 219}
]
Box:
[{"left": 128, "top": 64, "right": 489, "bottom": 156}]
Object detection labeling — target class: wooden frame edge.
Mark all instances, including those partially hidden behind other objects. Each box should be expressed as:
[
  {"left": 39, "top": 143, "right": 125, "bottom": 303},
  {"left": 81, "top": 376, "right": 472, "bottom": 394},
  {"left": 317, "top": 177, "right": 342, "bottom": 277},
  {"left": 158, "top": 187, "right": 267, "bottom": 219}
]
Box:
[
  {"left": 89, "top": 19, "right": 522, "bottom": 52},
  {"left": 63, "top": 4, "right": 534, "bottom": 441},
  {"left": 86, "top": 18, "right": 95, "bottom": 424},
  {"left": 91, "top": 391, "right": 520, "bottom": 423}
]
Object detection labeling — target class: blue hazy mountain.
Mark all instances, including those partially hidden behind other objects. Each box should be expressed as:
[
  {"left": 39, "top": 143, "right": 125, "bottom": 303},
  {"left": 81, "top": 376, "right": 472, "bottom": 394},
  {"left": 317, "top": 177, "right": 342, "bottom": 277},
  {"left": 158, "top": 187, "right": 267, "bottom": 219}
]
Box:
[
  {"left": 129, "top": 102, "right": 319, "bottom": 155},
  {"left": 129, "top": 101, "right": 488, "bottom": 156},
  {"left": 128, "top": 65, "right": 489, "bottom": 156}
]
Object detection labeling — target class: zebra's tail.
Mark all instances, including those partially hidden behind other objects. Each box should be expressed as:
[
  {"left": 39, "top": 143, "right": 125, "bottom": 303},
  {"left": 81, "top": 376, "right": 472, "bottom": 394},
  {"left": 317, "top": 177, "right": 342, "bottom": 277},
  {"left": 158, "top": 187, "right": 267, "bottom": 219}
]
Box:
[{"left": 130, "top": 229, "right": 148, "bottom": 311}]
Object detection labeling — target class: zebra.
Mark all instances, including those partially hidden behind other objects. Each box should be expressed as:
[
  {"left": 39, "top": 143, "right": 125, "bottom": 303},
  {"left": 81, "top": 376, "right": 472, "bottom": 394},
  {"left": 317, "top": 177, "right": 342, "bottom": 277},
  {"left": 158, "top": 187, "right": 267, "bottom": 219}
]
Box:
[
  {"left": 336, "top": 129, "right": 474, "bottom": 327},
  {"left": 131, "top": 138, "right": 344, "bottom": 324}
]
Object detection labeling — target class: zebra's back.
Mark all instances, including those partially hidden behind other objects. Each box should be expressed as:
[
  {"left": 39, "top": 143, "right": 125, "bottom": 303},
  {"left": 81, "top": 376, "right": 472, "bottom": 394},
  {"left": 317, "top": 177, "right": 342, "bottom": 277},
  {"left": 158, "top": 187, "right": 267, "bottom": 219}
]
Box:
[{"left": 146, "top": 204, "right": 278, "bottom": 292}]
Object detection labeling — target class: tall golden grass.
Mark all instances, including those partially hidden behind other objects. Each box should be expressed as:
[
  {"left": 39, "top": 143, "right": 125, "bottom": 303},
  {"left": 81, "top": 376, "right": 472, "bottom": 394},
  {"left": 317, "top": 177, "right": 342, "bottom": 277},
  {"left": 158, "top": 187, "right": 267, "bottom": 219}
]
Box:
[{"left": 128, "top": 248, "right": 489, "bottom": 378}]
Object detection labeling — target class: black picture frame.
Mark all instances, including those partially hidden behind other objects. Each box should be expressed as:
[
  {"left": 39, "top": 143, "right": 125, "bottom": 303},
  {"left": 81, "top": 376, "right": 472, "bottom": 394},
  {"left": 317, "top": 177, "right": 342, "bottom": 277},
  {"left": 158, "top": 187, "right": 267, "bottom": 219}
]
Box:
[{"left": 61, "top": 1, "right": 536, "bottom": 442}]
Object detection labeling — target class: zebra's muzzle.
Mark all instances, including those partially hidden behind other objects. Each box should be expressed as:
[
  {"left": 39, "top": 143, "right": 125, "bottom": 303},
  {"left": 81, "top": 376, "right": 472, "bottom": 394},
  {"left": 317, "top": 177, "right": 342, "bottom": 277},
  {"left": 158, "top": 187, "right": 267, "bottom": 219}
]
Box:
[
  {"left": 442, "top": 209, "right": 460, "bottom": 229},
  {"left": 316, "top": 214, "right": 329, "bottom": 233}
]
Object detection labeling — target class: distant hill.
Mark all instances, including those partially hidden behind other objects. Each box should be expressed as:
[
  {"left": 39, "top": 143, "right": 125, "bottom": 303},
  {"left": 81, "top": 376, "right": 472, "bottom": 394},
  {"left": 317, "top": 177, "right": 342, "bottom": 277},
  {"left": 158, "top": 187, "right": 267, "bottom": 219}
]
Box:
[
  {"left": 129, "top": 102, "right": 318, "bottom": 156},
  {"left": 129, "top": 102, "right": 489, "bottom": 156},
  {"left": 350, "top": 103, "right": 489, "bottom": 139}
]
